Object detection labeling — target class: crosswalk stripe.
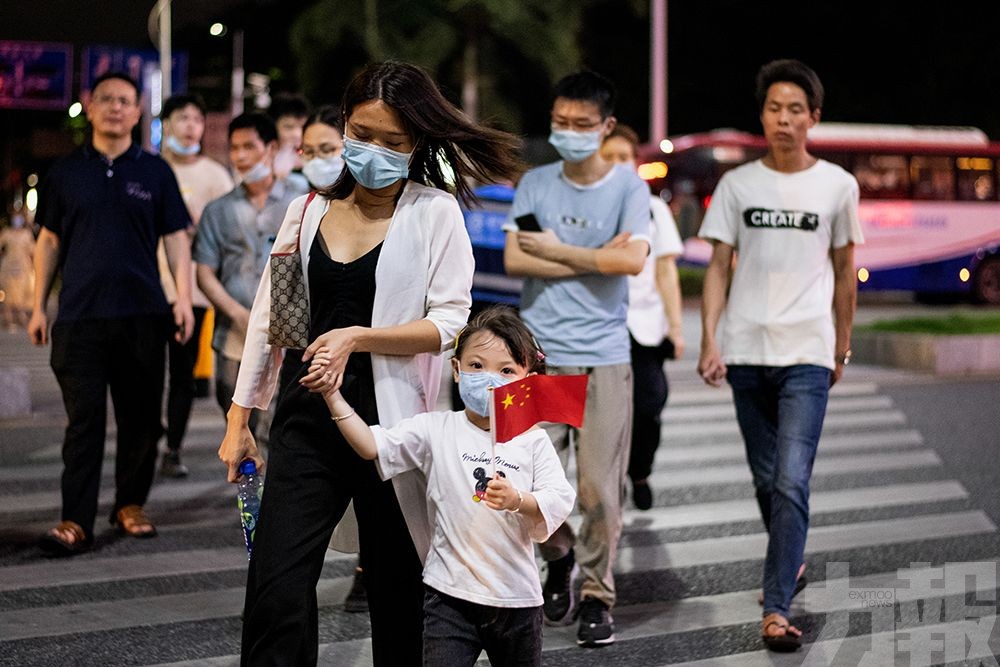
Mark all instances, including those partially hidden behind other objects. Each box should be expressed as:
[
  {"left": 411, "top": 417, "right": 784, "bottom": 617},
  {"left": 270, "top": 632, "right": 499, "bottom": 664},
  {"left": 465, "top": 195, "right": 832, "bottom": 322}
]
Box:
[
  {"left": 610, "top": 481, "right": 968, "bottom": 532},
  {"left": 662, "top": 614, "right": 1000, "bottom": 666},
  {"left": 662, "top": 409, "right": 908, "bottom": 440},
  {"left": 615, "top": 511, "right": 996, "bottom": 572},
  {"left": 657, "top": 429, "right": 923, "bottom": 464},
  {"left": 646, "top": 449, "right": 942, "bottom": 488},
  {"left": 0, "top": 545, "right": 354, "bottom": 593},
  {"left": 0, "top": 575, "right": 355, "bottom": 641},
  {"left": 667, "top": 381, "right": 879, "bottom": 406},
  {"left": 0, "top": 479, "right": 233, "bottom": 514},
  {"left": 667, "top": 394, "right": 895, "bottom": 422}
]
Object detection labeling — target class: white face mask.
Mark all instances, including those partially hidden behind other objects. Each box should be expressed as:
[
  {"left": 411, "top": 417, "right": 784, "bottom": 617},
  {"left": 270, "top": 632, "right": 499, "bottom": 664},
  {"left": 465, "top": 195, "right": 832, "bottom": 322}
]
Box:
[
  {"left": 165, "top": 134, "right": 200, "bottom": 156},
  {"left": 549, "top": 127, "right": 603, "bottom": 162},
  {"left": 239, "top": 160, "right": 272, "bottom": 185},
  {"left": 301, "top": 156, "right": 345, "bottom": 189}
]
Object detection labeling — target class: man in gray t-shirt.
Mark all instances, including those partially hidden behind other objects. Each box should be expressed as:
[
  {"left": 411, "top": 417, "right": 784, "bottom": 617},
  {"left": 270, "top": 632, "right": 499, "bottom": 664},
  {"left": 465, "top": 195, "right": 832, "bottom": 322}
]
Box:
[
  {"left": 503, "top": 70, "right": 649, "bottom": 648},
  {"left": 194, "top": 112, "right": 301, "bottom": 440}
]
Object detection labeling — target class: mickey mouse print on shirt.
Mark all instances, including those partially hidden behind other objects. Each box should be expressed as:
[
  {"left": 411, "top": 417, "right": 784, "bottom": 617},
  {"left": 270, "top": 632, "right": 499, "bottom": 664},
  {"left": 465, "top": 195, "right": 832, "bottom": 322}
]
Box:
[{"left": 471, "top": 467, "right": 505, "bottom": 503}]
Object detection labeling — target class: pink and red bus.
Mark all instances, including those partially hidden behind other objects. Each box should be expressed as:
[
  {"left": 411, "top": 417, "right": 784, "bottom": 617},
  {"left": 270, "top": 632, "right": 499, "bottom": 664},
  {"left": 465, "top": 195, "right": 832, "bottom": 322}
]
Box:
[{"left": 638, "top": 123, "right": 1000, "bottom": 304}]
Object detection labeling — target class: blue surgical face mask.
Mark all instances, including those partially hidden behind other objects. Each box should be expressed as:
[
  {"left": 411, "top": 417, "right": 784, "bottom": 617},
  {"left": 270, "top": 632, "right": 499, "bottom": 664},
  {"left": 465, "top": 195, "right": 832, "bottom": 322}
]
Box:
[
  {"left": 239, "top": 160, "right": 272, "bottom": 185},
  {"left": 165, "top": 134, "right": 200, "bottom": 156},
  {"left": 302, "top": 155, "right": 345, "bottom": 189},
  {"left": 458, "top": 371, "right": 509, "bottom": 417},
  {"left": 548, "top": 127, "right": 603, "bottom": 163},
  {"left": 342, "top": 136, "right": 411, "bottom": 190}
]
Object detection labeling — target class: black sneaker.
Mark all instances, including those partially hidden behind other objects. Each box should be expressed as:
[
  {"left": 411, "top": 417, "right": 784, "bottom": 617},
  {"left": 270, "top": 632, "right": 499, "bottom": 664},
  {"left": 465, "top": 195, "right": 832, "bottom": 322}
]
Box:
[
  {"left": 542, "top": 549, "right": 578, "bottom": 626},
  {"left": 343, "top": 567, "right": 368, "bottom": 613},
  {"left": 632, "top": 479, "right": 653, "bottom": 511},
  {"left": 159, "top": 451, "right": 189, "bottom": 478},
  {"left": 576, "top": 597, "right": 615, "bottom": 647}
]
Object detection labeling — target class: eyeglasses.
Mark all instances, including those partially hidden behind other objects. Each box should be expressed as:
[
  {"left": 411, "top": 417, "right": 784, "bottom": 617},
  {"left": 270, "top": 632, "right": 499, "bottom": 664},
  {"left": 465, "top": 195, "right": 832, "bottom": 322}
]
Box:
[
  {"left": 551, "top": 119, "right": 605, "bottom": 132},
  {"left": 299, "top": 144, "right": 342, "bottom": 160},
  {"left": 93, "top": 94, "right": 138, "bottom": 108}
]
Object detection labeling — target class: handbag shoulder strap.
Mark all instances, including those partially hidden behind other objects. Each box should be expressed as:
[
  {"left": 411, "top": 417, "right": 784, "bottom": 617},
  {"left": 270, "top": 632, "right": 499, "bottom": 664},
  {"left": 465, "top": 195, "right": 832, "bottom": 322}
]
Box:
[{"left": 295, "top": 191, "right": 318, "bottom": 252}]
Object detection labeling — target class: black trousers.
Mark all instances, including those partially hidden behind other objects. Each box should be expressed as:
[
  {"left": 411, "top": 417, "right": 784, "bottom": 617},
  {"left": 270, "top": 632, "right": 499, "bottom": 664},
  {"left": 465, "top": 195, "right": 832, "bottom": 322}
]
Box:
[
  {"left": 627, "top": 337, "right": 670, "bottom": 482},
  {"left": 50, "top": 315, "right": 169, "bottom": 536},
  {"left": 240, "top": 424, "right": 424, "bottom": 666},
  {"left": 164, "top": 306, "right": 206, "bottom": 452}
]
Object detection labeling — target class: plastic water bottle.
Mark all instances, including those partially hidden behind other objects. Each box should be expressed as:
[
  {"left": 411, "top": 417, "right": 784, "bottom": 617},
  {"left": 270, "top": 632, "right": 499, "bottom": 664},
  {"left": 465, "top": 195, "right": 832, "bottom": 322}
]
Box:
[{"left": 237, "top": 459, "right": 263, "bottom": 559}]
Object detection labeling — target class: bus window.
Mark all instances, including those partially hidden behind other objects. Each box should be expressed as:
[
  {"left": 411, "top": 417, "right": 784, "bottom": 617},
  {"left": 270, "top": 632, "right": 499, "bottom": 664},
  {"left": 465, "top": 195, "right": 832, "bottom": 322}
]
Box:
[
  {"left": 854, "top": 155, "right": 909, "bottom": 199},
  {"left": 911, "top": 156, "right": 955, "bottom": 200},
  {"left": 956, "top": 156, "right": 995, "bottom": 201}
]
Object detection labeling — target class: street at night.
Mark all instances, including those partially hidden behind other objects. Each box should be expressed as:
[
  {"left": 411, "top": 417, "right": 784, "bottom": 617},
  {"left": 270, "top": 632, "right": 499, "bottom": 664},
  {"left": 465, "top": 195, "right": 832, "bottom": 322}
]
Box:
[{"left": 2, "top": 2, "right": 1000, "bottom": 665}]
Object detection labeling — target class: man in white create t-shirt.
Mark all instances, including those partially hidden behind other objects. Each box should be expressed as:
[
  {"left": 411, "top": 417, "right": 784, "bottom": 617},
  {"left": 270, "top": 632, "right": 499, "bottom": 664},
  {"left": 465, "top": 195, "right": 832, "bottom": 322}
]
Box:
[{"left": 697, "top": 59, "right": 864, "bottom": 653}]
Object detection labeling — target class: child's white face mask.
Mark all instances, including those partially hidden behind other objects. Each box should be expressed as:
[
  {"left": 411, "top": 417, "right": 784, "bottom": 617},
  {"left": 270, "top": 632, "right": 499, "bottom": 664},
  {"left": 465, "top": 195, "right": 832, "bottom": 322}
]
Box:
[{"left": 458, "top": 371, "right": 509, "bottom": 417}]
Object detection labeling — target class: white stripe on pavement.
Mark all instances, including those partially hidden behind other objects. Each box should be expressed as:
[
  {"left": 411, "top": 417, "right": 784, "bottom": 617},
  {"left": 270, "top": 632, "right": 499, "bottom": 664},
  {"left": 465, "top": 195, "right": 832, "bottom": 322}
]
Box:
[
  {"left": 663, "top": 615, "right": 1000, "bottom": 666},
  {"left": 656, "top": 429, "right": 923, "bottom": 464},
  {"left": 0, "top": 546, "right": 353, "bottom": 592},
  {"left": 0, "top": 575, "right": 355, "bottom": 641},
  {"left": 611, "top": 481, "right": 968, "bottom": 533},
  {"left": 668, "top": 381, "right": 879, "bottom": 406},
  {"left": 666, "top": 395, "right": 895, "bottom": 422},
  {"left": 661, "top": 410, "right": 908, "bottom": 440},
  {"left": 646, "top": 449, "right": 942, "bottom": 489},
  {"left": 615, "top": 511, "right": 996, "bottom": 572}
]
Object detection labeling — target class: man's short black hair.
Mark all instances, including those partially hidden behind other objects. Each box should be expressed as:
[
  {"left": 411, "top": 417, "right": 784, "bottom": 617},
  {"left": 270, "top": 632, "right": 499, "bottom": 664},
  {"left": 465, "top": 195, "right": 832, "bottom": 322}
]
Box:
[
  {"left": 553, "top": 70, "right": 617, "bottom": 118},
  {"left": 91, "top": 71, "right": 141, "bottom": 100},
  {"left": 228, "top": 112, "right": 278, "bottom": 144},
  {"left": 162, "top": 93, "right": 207, "bottom": 120},
  {"left": 269, "top": 92, "right": 310, "bottom": 121},
  {"left": 755, "top": 59, "right": 824, "bottom": 112}
]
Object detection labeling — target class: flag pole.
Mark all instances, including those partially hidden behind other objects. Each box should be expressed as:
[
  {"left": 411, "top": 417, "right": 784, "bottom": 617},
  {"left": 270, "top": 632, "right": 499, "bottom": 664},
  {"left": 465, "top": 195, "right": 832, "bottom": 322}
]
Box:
[{"left": 488, "top": 386, "right": 496, "bottom": 478}]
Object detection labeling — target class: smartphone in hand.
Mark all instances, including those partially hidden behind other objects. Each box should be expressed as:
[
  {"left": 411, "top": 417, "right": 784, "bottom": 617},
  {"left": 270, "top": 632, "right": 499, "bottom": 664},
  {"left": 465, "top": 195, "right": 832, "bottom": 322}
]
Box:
[{"left": 515, "top": 213, "right": 542, "bottom": 232}]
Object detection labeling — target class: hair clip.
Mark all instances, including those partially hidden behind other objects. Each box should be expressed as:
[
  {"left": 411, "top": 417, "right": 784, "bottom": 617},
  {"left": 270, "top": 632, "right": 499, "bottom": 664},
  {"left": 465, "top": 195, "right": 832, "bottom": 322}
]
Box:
[{"left": 536, "top": 350, "right": 546, "bottom": 361}]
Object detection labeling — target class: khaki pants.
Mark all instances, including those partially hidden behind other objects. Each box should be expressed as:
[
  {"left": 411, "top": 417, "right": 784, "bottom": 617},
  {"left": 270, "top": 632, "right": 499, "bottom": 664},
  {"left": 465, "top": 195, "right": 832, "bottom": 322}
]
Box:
[{"left": 539, "top": 363, "right": 633, "bottom": 609}]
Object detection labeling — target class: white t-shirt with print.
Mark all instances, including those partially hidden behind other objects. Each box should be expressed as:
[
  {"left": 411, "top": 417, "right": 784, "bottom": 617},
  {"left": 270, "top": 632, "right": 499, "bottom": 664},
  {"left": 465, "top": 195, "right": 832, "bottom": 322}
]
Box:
[
  {"left": 628, "top": 196, "right": 684, "bottom": 346},
  {"left": 373, "top": 410, "right": 576, "bottom": 608},
  {"left": 698, "top": 159, "right": 863, "bottom": 370}
]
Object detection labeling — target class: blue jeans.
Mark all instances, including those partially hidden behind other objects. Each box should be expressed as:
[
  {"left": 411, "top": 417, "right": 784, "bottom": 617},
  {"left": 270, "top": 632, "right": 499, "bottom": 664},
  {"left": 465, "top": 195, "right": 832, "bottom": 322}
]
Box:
[
  {"left": 422, "top": 586, "right": 542, "bottom": 667},
  {"left": 727, "top": 364, "right": 831, "bottom": 617}
]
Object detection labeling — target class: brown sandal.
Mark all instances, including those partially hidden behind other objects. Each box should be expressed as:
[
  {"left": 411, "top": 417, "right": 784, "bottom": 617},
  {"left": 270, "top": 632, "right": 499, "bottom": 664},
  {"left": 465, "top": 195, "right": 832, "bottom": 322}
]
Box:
[
  {"left": 39, "top": 520, "right": 92, "bottom": 556},
  {"left": 761, "top": 613, "right": 802, "bottom": 652},
  {"left": 114, "top": 504, "right": 157, "bottom": 538}
]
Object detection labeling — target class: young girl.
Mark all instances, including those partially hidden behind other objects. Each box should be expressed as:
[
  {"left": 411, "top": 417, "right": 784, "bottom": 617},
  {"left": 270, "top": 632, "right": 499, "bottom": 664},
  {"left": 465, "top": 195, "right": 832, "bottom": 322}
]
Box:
[{"left": 309, "top": 305, "right": 575, "bottom": 666}]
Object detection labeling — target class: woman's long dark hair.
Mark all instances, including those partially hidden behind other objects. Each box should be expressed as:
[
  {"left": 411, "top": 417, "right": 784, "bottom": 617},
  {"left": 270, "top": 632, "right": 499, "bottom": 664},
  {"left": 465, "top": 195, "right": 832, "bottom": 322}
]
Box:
[{"left": 320, "top": 61, "right": 523, "bottom": 205}]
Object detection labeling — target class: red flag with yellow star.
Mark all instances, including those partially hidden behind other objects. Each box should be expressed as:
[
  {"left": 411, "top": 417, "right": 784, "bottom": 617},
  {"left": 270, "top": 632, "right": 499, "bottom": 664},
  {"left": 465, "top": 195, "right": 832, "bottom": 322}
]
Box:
[{"left": 492, "top": 374, "right": 588, "bottom": 444}]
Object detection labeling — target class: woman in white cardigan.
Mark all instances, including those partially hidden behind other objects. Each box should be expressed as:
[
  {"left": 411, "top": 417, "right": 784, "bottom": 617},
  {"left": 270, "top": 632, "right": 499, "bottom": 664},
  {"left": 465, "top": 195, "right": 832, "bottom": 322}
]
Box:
[{"left": 218, "top": 61, "right": 521, "bottom": 666}]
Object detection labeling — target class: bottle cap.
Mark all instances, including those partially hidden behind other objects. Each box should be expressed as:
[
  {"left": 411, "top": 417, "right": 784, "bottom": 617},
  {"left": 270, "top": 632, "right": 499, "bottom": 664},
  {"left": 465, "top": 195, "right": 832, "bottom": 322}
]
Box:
[{"left": 238, "top": 459, "right": 257, "bottom": 476}]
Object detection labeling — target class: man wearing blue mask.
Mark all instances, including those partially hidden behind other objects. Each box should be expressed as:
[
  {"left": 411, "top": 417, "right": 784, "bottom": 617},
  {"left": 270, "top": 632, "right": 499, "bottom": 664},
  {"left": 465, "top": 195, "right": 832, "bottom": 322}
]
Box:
[
  {"left": 194, "top": 112, "right": 300, "bottom": 445},
  {"left": 502, "top": 70, "right": 650, "bottom": 648},
  {"left": 157, "top": 93, "right": 234, "bottom": 477}
]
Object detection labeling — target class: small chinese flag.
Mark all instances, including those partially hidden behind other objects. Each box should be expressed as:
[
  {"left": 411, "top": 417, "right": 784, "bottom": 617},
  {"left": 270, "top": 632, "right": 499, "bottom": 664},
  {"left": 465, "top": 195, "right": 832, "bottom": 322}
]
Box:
[{"left": 492, "top": 374, "right": 588, "bottom": 443}]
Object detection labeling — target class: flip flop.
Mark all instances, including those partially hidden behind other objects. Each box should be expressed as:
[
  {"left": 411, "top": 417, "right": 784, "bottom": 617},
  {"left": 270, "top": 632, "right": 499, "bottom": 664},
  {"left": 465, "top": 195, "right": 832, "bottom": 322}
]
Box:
[
  {"left": 761, "top": 616, "right": 802, "bottom": 652},
  {"left": 39, "top": 520, "right": 92, "bottom": 556},
  {"left": 757, "top": 571, "right": 808, "bottom": 605}
]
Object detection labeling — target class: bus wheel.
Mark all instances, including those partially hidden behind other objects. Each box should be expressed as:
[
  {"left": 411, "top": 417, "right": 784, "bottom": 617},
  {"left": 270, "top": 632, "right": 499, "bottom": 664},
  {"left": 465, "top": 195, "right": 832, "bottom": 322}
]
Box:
[{"left": 973, "top": 257, "right": 1000, "bottom": 304}]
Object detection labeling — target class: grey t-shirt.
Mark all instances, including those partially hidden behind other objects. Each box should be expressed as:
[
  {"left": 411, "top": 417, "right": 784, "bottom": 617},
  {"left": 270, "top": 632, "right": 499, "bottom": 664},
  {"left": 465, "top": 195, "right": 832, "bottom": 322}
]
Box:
[
  {"left": 193, "top": 178, "right": 301, "bottom": 354},
  {"left": 505, "top": 162, "right": 650, "bottom": 366}
]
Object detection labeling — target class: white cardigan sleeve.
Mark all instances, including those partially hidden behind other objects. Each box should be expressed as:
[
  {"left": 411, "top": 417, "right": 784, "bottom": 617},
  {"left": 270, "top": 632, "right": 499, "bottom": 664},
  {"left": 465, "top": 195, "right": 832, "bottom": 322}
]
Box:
[
  {"left": 231, "top": 194, "right": 311, "bottom": 410},
  {"left": 422, "top": 194, "right": 475, "bottom": 351}
]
